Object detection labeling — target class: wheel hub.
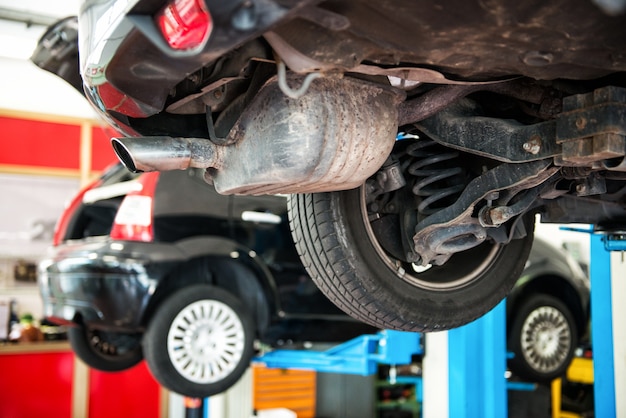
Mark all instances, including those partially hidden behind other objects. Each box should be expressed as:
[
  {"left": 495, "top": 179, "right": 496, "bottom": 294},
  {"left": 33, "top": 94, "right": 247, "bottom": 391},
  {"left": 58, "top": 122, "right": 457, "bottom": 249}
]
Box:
[
  {"left": 534, "top": 326, "right": 560, "bottom": 356},
  {"left": 189, "top": 324, "right": 216, "bottom": 356},
  {"left": 363, "top": 182, "right": 504, "bottom": 291}
]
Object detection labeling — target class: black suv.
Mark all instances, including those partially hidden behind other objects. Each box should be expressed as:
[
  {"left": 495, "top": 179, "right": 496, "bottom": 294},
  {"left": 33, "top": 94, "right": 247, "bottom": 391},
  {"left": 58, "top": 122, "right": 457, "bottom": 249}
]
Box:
[{"left": 39, "top": 163, "right": 374, "bottom": 398}]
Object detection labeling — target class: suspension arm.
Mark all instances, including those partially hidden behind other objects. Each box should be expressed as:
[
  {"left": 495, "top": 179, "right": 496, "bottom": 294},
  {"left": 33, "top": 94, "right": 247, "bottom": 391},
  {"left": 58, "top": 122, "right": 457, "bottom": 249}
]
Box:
[
  {"left": 412, "top": 160, "right": 558, "bottom": 266},
  {"left": 415, "top": 99, "right": 560, "bottom": 163}
]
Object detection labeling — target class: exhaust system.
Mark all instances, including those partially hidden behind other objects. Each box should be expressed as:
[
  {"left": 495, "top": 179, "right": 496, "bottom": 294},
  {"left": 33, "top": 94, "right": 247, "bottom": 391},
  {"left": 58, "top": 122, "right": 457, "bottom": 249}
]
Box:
[{"left": 111, "top": 75, "right": 403, "bottom": 195}]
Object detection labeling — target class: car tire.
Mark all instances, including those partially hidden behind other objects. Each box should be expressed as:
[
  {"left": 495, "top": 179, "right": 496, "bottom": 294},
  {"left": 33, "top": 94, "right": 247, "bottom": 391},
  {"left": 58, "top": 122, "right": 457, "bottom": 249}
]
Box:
[
  {"left": 508, "top": 294, "right": 578, "bottom": 382},
  {"left": 143, "top": 284, "right": 255, "bottom": 398},
  {"left": 68, "top": 326, "right": 143, "bottom": 372},
  {"left": 288, "top": 189, "right": 534, "bottom": 331}
]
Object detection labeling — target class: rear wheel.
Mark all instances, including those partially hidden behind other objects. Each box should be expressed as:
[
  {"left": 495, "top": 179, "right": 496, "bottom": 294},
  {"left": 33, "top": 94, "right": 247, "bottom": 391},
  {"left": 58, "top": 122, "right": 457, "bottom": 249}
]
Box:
[
  {"left": 68, "top": 327, "right": 143, "bottom": 372},
  {"left": 508, "top": 294, "right": 577, "bottom": 382},
  {"left": 288, "top": 188, "right": 534, "bottom": 332},
  {"left": 143, "top": 285, "right": 255, "bottom": 398}
]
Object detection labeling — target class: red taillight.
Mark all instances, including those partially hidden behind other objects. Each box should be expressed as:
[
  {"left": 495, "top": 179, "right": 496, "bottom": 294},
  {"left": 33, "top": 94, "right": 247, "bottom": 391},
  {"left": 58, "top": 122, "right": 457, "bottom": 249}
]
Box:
[
  {"left": 110, "top": 172, "right": 160, "bottom": 242},
  {"left": 156, "top": 0, "right": 212, "bottom": 50},
  {"left": 53, "top": 178, "right": 104, "bottom": 246}
]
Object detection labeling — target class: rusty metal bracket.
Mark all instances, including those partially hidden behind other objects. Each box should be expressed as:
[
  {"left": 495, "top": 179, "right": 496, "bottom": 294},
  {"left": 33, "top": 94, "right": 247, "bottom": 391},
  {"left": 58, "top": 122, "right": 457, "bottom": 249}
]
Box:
[
  {"left": 415, "top": 99, "right": 560, "bottom": 163},
  {"left": 556, "top": 86, "right": 626, "bottom": 166}
]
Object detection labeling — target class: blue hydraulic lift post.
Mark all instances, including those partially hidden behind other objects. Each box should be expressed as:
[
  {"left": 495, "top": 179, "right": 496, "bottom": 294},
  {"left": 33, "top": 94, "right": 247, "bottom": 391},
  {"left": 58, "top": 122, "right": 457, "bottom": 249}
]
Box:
[
  {"left": 590, "top": 233, "right": 616, "bottom": 418},
  {"left": 448, "top": 299, "right": 507, "bottom": 418},
  {"left": 561, "top": 226, "right": 622, "bottom": 417}
]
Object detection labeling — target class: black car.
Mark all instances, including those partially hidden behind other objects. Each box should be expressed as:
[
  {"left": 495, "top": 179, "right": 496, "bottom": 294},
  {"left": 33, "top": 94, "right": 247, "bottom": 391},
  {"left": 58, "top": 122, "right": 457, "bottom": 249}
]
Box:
[
  {"left": 507, "top": 237, "right": 589, "bottom": 382},
  {"left": 38, "top": 163, "right": 374, "bottom": 398},
  {"left": 31, "top": 3, "right": 626, "bottom": 335}
]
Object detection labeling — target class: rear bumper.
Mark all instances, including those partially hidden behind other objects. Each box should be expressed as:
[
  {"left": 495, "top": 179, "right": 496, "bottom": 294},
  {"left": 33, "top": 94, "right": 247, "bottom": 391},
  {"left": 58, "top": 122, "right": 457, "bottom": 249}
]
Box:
[
  {"left": 38, "top": 237, "right": 185, "bottom": 331},
  {"left": 78, "top": 0, "right": 307, "bottom": 121}
]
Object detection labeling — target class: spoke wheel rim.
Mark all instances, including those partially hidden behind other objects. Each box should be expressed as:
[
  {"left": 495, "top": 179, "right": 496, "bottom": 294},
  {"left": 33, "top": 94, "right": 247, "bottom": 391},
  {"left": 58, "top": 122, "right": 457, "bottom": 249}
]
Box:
[
  {"left": 167, "top": 299, "right": 246, "bottom": 384},
  {"left": 520, "top": 306, "right": 572, "bottom": 374},
  {"left": 359, "top": 185, "right": 502, "bottom": 291}
]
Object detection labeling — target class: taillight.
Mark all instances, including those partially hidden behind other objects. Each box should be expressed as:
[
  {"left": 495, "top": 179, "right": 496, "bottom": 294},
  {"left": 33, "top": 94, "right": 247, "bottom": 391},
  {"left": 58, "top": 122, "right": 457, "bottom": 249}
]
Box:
[
  {"left": 156, "top": 0, "right": 212, "bottom": 50},
  {"left": 110, "top": 172, "right": 160, "bottom": 242},
  {"left": 53, "top": 177, "right": 103, "bottom": 246}
]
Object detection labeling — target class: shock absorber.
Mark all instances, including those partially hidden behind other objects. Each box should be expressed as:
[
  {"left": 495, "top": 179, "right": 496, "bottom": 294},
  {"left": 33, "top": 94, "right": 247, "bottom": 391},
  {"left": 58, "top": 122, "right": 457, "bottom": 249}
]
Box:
[{"left": 406, "top": 139, "right": 467, "bottom": 221}]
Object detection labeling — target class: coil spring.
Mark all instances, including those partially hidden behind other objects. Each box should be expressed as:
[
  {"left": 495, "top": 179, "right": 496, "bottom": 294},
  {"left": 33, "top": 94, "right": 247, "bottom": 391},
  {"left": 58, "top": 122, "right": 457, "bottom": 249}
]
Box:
[{"left": 406, "top": 139, "right": 466, "bottom": 218}]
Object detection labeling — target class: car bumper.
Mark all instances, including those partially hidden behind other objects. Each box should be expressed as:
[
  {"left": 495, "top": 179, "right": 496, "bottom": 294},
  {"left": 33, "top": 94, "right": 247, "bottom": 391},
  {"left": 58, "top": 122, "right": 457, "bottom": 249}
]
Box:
[
  {"left": 38, "top": 237, "right": 185, "bottom": 331},
  {"left": 78, "top": 0, "right": 307, "bottom": 123}
]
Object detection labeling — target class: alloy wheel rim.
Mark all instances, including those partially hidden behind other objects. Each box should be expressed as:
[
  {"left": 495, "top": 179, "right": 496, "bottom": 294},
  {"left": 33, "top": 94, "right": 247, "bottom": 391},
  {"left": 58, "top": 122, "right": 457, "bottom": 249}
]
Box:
[
  {"left": 167, "top": 299, "right": 246, "bottom": 384},
  {"left": 520, "top": 305, "right": 571, "bottom": 374}
]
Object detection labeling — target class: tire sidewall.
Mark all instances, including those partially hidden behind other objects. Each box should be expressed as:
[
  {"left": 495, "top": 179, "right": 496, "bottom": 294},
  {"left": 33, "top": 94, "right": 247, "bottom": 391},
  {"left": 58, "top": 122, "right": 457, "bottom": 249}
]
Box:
[{"left": 142, "top": 284, "right": 255, "bottom": 398}]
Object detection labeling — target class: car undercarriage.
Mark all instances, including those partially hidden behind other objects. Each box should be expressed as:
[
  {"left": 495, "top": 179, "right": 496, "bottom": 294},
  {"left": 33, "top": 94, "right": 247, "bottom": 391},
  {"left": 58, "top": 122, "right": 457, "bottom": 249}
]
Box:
[{"left": 34, "top": 0, "right": 626, "bottom": 331}]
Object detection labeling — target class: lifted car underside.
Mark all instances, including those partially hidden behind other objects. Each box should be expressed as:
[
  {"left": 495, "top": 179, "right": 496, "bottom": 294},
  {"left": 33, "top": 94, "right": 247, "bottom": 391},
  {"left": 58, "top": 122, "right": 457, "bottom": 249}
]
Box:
[{"left": 33, "top": 0, "right": 626, "bottom": 331}]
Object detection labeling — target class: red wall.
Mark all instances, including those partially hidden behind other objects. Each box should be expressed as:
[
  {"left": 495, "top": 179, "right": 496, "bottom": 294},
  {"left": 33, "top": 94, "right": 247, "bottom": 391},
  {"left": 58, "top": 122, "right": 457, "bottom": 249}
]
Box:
[
  {"left": 0, "top": 348, "right": 161, "bottom": 418},
  {"left": 0, "top": 114, "right": 117, "bottom": 173},
  {"left": 0, "top": 350, "right": 74, "bottom": 418},
  {"left": 89, "top": 362, "right": 161, "bottom": 418},
  {"left": 0, "top": 116, "right": 80, "bottom": 169}
]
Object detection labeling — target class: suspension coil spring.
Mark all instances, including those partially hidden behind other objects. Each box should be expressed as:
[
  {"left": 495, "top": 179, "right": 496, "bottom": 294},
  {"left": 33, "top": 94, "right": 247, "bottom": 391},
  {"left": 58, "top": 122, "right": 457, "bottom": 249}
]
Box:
[{"left": 406, "top": 139, "right": 466, "bottom": 218}]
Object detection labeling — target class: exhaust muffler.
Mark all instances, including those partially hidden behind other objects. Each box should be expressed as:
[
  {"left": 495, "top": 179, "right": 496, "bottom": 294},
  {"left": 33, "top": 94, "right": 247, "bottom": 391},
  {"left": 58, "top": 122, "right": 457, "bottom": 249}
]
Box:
[{"left": 112, "top": 75, "right": 403, "bottom": 194}]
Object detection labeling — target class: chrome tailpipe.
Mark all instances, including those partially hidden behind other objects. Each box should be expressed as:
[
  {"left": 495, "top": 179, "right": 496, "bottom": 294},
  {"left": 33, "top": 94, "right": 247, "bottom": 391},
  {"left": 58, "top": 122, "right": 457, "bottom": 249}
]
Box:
[{"left": 111, "top": 136, "right": 220, "bottom": 173}]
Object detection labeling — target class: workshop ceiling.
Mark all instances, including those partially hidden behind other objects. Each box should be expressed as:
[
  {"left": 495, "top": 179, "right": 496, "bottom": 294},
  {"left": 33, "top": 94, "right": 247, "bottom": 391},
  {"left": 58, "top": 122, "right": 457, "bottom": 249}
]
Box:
[{"left": 0, "top": 0, "right": 80, "bottom": 60}]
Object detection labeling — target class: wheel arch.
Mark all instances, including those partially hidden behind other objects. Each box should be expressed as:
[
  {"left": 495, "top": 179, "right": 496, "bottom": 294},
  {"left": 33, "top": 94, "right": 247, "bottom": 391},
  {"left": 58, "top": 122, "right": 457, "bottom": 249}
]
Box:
[
  {"left": 507, "top": 274, "right": 588, "bottom": 339},
  {"left": 141, "top": 237, "right": 279, "bottom": 336}
]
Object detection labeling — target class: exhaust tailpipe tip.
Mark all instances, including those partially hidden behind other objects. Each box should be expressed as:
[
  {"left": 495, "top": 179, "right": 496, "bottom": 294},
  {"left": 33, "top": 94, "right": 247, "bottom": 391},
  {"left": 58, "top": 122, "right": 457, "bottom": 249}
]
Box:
[
  {"left": 111, "top": 138, "right": 141, "bottom": 172},
  {"left": 110, "top": 136, "right": 219, "bottom": 173}
]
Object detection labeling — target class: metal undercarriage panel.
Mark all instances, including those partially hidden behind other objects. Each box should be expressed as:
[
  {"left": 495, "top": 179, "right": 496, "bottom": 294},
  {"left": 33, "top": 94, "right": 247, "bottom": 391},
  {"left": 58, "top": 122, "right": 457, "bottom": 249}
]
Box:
[{"left": 274, "top": 0, "right": 626, "bottom": 80}]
